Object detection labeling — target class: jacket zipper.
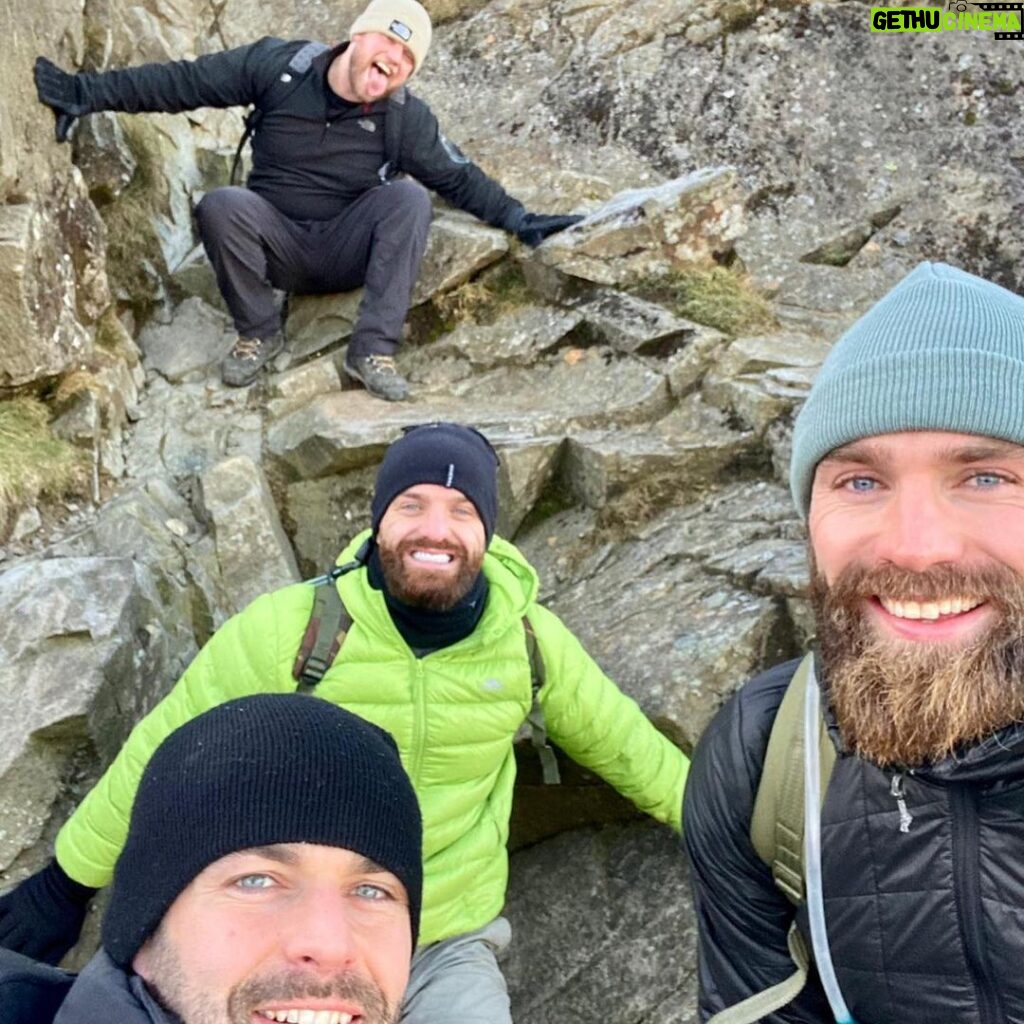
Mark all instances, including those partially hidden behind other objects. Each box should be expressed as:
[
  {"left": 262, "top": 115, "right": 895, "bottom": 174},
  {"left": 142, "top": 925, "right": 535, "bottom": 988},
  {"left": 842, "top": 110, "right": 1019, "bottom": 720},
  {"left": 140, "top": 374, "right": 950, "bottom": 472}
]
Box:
[
  {"left": 410, "top": 658, "right": 427, "bottom": 781},
  {"left": 948, "top": 783, "right": 1004, "bottom": 1024}
]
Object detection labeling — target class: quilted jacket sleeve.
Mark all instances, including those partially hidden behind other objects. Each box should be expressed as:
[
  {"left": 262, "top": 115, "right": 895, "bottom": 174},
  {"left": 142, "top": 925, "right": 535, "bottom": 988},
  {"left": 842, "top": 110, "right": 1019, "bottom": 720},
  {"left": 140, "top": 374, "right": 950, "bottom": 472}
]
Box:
[
  {"left": 683, "top": 659, "right": 832, "bottom": 1023},
  {"left": 54, "top": 585, "right": 312, "bottom": 887},
  {"left": 527, "top": 603, "right": 688, "bottom": 832}
]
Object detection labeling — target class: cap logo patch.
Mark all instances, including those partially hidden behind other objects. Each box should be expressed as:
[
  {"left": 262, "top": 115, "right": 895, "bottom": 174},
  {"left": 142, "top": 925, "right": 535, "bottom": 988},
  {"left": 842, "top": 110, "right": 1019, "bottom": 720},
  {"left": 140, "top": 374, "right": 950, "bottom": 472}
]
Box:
[
  {"left": 446, "top": 464, "right": 455, "bottom": 487},
  {"left": 389, "top": 18, "right": 412, "bottom": 40}
]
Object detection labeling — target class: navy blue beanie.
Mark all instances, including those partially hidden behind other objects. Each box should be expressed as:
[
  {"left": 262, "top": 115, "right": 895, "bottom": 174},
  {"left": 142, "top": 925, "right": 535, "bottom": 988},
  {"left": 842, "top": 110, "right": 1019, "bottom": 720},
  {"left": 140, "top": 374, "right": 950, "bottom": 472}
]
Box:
[
  {"left": 102, "top": 695, "right": 423, "bottom": 966},
  {"left": 370, "top": 423, "right": 500, "bottom": 541}
]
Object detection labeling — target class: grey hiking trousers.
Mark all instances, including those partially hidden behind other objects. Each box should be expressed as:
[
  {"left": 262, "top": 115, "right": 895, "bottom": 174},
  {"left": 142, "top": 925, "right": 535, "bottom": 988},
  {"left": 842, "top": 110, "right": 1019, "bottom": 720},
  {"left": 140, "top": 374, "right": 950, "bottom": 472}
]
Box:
[
  {"left": 194, "top": 180, "right": 432, "bottom": 356},
  {"left": 401, "top": 916, "right": 512, "bottom": 1024}
]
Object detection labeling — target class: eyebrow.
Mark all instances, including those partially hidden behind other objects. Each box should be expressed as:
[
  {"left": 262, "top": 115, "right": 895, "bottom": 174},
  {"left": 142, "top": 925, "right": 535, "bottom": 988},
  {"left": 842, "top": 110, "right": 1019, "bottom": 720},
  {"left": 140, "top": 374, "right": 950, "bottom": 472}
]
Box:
[
  {"left": 821, "top": 438, "right": 1024, "bottom": 468},
  {"left": 227, "top": 846, "right": 391, "bottom": 875}
]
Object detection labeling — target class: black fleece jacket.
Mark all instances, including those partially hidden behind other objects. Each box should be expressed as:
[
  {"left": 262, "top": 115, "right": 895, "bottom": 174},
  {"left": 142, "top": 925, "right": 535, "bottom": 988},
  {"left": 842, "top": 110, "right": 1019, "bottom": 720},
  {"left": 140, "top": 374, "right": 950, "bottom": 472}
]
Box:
[
  {"left": 684, "top": 657, "right": 1024, "bottom": 1024},
  {"left": 75, "top": 37, "right": 525, "bottom": 226}
]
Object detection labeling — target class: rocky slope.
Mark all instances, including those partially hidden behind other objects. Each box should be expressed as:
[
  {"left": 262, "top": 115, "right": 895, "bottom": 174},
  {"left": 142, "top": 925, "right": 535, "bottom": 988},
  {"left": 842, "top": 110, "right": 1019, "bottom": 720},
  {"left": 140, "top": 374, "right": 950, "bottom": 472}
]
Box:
[{"left": 1, "top": 0, "right": 1021, "bottom": 1018}]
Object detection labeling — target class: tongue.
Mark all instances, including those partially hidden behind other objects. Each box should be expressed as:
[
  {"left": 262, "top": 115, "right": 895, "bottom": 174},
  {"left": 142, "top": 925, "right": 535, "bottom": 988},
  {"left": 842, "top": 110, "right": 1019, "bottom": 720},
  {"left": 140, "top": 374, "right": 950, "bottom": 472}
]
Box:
[{"left": 366, "top": 64, "right": 389, "bottom": 97}]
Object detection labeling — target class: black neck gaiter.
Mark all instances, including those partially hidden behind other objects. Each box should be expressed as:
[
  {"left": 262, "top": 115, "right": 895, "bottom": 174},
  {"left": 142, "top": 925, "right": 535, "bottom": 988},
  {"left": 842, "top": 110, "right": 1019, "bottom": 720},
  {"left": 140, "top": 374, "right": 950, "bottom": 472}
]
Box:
[{"left": 368, "top": 549, "right": 488, "bottom": 655}]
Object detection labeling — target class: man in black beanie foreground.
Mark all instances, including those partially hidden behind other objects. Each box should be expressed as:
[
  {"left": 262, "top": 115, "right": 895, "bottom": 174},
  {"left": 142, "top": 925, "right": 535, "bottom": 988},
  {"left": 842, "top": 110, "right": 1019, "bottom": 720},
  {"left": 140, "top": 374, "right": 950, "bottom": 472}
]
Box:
[
  {"left": 0, "top": 422, "right": 689, "bottom": 1024},
  {"left": 1, "top": 693, "right": 422, "bottom": 1024}
]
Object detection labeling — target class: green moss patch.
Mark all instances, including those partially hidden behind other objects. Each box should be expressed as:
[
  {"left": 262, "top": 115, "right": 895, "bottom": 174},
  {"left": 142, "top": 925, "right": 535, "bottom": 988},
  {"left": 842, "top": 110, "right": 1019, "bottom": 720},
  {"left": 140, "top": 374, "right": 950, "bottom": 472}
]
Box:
[{"left": 0, "top": 399, "right": 87, "bottom": 520}]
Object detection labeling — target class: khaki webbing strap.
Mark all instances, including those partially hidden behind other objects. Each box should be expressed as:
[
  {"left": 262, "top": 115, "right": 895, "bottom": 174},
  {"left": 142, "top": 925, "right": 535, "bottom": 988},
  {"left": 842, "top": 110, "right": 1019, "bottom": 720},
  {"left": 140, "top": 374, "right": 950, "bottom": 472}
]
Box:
[
  {"left": 292, "top": 582, "right": 352, "bottom": 692},
  {"left": 706, "top": 924, "right": 810, "bottom": 1024},
  {"left": 750, "top": 654, "right": 836, "bottom": 905},
  {"left": 522, "top": 615, "right": 560, "bottom": 785}
]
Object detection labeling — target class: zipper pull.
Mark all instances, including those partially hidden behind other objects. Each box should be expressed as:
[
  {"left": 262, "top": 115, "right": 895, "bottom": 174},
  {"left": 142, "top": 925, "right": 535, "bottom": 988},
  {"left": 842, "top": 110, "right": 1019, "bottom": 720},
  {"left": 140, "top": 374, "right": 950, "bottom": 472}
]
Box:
[{"left": 890, "top": 773, "right": 914, "bottom": 833}]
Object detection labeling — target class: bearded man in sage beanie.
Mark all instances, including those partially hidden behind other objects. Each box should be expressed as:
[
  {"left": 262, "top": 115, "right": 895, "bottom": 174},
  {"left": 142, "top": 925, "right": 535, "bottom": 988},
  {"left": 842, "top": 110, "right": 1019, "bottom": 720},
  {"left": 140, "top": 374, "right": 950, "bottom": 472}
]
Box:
[{"left": 683, "top": 261, "right": 1024, "bottom": 1024}]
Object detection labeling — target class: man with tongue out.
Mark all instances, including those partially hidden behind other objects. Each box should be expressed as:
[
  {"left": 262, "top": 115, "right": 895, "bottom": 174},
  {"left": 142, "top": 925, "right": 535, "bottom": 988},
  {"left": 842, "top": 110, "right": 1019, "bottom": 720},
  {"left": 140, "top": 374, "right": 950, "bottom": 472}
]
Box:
[
  {"left": 683, "top": 262, "right": 1024, "bottom": 1024},
  {"left": 0, "top": 422, "right": 688, "bottom": 1024},
  {"left": 32, "top": 0, "right": 582, "bottom": 399}
]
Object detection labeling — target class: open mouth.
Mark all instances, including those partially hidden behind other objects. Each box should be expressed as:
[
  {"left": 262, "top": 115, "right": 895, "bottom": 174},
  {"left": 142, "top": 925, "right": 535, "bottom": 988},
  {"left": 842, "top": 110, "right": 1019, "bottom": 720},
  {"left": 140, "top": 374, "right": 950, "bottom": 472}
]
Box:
[
  {"left": 258, "top": 1011, "right": 356, "bottom": 1024},
  {"left": 877, "top": 595, "right": 983, "bottom": 621},
  {"left": 372, "top": 59, "right": 394, "bottom": 77},
  {"left": 410, "top": 550, "right": 455, "bottom": 566}
]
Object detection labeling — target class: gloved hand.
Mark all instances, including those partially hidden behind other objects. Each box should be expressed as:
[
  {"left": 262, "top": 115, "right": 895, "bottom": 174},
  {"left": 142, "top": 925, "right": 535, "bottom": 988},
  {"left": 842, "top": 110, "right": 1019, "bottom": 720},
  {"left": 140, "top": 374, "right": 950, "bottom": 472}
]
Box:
[
  {"left": 33, "top": 57, "right": 88, "bottom": 143},
  {"left": 0, "top": 859, "right": 97, "bottom": 964},
  {"left": 512, "top": 212, "right": 584, "bottom": 247}
]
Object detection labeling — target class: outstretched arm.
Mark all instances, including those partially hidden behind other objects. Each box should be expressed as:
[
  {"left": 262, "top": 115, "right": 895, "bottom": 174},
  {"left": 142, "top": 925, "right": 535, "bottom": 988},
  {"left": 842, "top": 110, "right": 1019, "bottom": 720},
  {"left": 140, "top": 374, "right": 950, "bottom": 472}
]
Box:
[
  {"left": 33, "top": 37, "right": 287, "bottom": 142},
  {"left": 400, "top": 97, "right": 582, "bottom": 243},
  {"left": 529, "top": 603, "right": 688, "bottom": 831}
]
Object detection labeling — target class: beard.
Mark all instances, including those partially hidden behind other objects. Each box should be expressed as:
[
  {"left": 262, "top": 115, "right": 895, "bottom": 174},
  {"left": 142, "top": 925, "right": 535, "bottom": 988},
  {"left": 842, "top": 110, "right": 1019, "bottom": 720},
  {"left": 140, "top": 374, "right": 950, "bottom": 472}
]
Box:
[
  {"left": 140, "top": 930, "right": 397, "bottom": 1024},
  {"left": 377, "top": 535, "right": 483, "bottom": 611},
  {"left": 811, "top": 557, "right": 1024, "bottom": 768}
]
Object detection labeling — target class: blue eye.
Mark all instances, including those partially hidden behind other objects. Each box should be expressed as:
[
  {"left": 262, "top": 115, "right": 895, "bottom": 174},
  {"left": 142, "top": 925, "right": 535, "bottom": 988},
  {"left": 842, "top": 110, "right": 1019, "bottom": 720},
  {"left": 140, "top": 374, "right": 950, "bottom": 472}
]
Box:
[
  {"left": 353, "top": 882, "right": 389, "bottom": 900},
  {"left": 235, "top": 874, "right": 276, "bottom": 890},
  {"left": 969, "top": 472, "right": 1005, "bottom": 488},
  {"left": 845, "top": 477, "right": 877, "bottom": 492}
]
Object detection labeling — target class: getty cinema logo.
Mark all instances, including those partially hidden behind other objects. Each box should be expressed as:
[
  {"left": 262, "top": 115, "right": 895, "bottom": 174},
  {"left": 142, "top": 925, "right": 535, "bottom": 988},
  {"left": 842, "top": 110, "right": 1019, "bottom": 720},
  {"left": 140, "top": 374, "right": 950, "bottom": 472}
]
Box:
[{"left": 871, "top": 2, "right": 1023, "bottom": 38}]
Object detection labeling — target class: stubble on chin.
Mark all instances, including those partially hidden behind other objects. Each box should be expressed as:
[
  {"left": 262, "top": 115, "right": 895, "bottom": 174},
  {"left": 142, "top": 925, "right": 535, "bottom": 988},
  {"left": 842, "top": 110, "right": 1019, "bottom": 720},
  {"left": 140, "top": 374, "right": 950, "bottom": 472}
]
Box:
[{"left": 811, "top": 558, "right": 1024, "bottom": 768}]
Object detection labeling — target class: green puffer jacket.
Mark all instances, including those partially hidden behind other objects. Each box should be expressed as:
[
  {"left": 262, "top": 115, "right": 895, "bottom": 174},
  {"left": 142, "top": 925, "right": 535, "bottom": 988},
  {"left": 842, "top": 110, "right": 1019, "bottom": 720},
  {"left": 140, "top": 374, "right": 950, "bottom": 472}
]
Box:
[{"left": 56, "top": 532, "right": 688, "bottom": 946}]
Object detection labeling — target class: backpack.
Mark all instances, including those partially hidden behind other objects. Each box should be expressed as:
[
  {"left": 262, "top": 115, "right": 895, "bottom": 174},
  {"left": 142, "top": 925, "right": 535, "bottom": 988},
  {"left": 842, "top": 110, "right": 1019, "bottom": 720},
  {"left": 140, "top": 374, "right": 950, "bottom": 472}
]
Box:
[
  {"left": 229, "top": 41, "right": 408, "bottom": 187},
  {"left": 290, "top": 556, "right": 561, "bottom": 786},
  {"left": 706, "top": 654, "right": 838, "bottom": 1024}
]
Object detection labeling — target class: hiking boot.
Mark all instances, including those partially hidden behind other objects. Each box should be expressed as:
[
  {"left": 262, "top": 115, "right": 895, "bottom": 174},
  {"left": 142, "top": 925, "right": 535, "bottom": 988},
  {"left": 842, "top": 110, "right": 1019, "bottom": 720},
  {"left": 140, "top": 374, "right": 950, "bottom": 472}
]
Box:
[
  {"left": 344, "top": 352, "right": 410, "bottom": 402},
  {"left": 220, "top": 331, "right": 285, "bottom": 387}
]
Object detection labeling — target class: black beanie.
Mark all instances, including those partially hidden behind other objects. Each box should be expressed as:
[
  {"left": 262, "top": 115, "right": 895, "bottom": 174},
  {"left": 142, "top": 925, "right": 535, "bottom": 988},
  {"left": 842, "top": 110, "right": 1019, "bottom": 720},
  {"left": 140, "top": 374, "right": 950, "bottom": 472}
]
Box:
[
  {"left": 370, "top": 423, "right": 499, "bottom": 542},
  {"left": 102, "top": 695, "right": 423, "bottom": 966}
]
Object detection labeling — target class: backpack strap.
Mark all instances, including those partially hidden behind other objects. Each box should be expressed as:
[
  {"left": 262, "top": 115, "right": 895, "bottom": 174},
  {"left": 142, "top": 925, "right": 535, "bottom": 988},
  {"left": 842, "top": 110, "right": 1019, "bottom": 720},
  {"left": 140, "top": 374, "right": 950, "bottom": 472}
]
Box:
[
  {"left": 377, "top": 86, "right": 407, "bottom": 184},
  {"left": 293, "top": 580, "right": 352, "bottom": 692},
  {"left": 713, "top": 654, "right": 836, "bottom": 1024},
  {"left": 291, "top": 539, "right": 369, "bottom": 691},
  {"left": 231, "top": 41, "right": 331, "bottom": 186},
  {"left": 706, "top": 923, "right": 811, "bottom": 1024},
  {"left": 750, "top": 652, "right": 835, "bottom": 905},
  {"left": 522, "top": 614, "right": 560, "bottom": 785}
]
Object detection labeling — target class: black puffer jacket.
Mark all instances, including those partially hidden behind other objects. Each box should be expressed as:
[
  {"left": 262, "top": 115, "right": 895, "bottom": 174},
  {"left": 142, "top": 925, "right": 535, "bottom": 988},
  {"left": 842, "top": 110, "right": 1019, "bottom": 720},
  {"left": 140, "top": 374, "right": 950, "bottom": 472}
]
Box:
[
  {"left": 75, "top": 37, "right": 524, "bottom": 225},
  {"left": 683, "top": 657, "right": 1024, "bottom": 1024}
]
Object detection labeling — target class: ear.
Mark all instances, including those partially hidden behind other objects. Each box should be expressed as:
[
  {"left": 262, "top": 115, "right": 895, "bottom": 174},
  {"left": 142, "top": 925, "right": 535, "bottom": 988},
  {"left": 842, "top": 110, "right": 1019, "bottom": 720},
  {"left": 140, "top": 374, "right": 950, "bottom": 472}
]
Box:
[{"left": 131, "top": 934, "right": 156, "bottom": 981}]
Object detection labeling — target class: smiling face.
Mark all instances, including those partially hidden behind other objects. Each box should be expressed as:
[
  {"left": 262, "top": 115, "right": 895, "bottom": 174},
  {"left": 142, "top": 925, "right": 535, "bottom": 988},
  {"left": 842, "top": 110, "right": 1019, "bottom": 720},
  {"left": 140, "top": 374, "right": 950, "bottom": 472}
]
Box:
[
  {"left": 132, "top": 843, "right": 411, "bottom": 1024},
  {"left": 328, "top": 33, "right": 415, "bottom": 104},
  {"left": 808, "top": 429, "right": 1024, "bottom": 766},
  {"left": 375, "top": 483, "right": 487, "bottom": 611}
]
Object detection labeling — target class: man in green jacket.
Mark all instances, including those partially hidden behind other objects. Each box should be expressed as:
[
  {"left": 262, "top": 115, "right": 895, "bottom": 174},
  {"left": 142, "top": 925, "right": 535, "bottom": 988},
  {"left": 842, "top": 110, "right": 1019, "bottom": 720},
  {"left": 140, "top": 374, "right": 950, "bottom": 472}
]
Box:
[{"left": 0, "top": 422, "right": 689, "bottom": 1023}]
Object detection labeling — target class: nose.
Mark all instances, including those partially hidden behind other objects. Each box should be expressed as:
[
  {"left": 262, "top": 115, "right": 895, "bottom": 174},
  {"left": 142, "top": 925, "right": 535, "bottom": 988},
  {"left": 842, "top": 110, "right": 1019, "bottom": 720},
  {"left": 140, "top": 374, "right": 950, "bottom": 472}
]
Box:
[
  {"left": 872, "top": 478, "right": 967, "bottom": 572},
  {"left": 280, "top": 888, "right": 360, "bottom": 971},
  {"left": 417, "top": 504, "right": 451, "bottom": 542}
]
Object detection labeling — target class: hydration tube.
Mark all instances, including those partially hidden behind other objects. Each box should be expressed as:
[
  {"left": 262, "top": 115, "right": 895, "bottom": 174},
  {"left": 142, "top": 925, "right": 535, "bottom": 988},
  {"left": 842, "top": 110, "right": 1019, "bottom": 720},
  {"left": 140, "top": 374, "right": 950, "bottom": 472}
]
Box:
[{"left": 803, "top": 661, "right": 856, "bottom": 1024}]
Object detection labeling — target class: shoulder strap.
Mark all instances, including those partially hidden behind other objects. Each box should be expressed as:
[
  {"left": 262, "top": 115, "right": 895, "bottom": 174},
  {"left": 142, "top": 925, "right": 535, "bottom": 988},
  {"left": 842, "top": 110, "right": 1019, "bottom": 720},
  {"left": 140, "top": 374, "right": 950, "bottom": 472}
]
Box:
[
  {"left": 750, "top": 653, "right": 837, "bottom": 904},
  {"left": 522, "top": 614, "right": 560, "bottom": 785},
  {"left": 293, "top": 579, "right": 353, "bottom": 692},
  {"left": 231, "top": 41, "right": 331, "bottom": 185},
  {"left": 706, "top": 923, "right": 811, "bottom": 1024},
  {"left": 377, "top": 86, "right": 407, "bottom": 184}
]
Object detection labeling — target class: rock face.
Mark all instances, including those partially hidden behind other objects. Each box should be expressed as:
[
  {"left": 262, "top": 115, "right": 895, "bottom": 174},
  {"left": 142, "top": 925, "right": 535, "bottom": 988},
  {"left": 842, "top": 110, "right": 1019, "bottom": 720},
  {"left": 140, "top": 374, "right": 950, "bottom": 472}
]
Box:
[{"left": 0, "top": 0, "right": 1021, "bottom": 1015}]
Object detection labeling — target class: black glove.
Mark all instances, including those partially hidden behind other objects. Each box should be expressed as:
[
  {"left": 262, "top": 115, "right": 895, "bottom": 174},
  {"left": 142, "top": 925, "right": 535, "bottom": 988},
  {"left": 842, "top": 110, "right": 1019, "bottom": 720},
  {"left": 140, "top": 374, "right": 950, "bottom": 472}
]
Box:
[
  {"left": 33, "top": 57, "right": 88, "bottom": 143},
  {"left": 512, "top": 212, "right": 584, "bottom": 247},
  {"left": 0, "top": 859, "right": 97, "bottom": 964}
]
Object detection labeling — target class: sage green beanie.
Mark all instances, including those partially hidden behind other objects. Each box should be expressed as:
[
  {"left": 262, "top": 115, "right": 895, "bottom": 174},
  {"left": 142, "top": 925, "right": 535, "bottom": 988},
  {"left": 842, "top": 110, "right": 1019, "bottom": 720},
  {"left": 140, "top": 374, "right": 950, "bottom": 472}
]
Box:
[{"left": 790, "top": 261, "right": 1024, "bottom": 518}]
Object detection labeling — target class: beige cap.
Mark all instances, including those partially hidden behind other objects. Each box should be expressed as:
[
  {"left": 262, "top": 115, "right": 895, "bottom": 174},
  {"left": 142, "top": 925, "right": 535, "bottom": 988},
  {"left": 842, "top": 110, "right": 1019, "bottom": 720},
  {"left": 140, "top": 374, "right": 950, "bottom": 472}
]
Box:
[{"left": 349, "top": 0, "right": 433, "bottom": 74}]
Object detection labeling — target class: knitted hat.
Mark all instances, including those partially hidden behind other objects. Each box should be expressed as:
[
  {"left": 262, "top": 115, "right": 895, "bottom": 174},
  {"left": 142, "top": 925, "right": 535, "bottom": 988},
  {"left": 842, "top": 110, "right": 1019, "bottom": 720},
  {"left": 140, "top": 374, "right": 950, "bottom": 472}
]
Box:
[
  {"left": 349, "top": 0, "right": 432, "bottom": 74},
  {"left": 102, "top": 695, "right": 423, "bottom": 966},
  {"left": 371, "top": 423, "right": 500, "bottom": 542},
  {"left": 790, "top": 261, "right": 1024, "bottom": 517}
]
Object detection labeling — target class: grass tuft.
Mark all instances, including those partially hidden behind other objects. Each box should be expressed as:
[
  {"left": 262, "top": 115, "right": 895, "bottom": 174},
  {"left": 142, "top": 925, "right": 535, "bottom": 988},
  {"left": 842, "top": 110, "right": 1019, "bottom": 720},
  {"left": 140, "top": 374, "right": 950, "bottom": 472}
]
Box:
[
  {"left": 636, "top": 266, "right": 777, "bottom": 337},
  {"left": 0, "top": 398, "right": 88, "bottom": 522}
]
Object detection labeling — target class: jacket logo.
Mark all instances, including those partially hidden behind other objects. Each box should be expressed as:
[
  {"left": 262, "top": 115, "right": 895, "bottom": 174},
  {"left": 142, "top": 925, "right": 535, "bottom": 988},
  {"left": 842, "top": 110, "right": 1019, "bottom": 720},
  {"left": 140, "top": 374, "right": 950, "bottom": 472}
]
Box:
[
  {"left": 358, "top": 119, "right": 377, "bottom": 133},
  {"left": 482, "top": 678, "right": 503, "bottom": 692}
]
